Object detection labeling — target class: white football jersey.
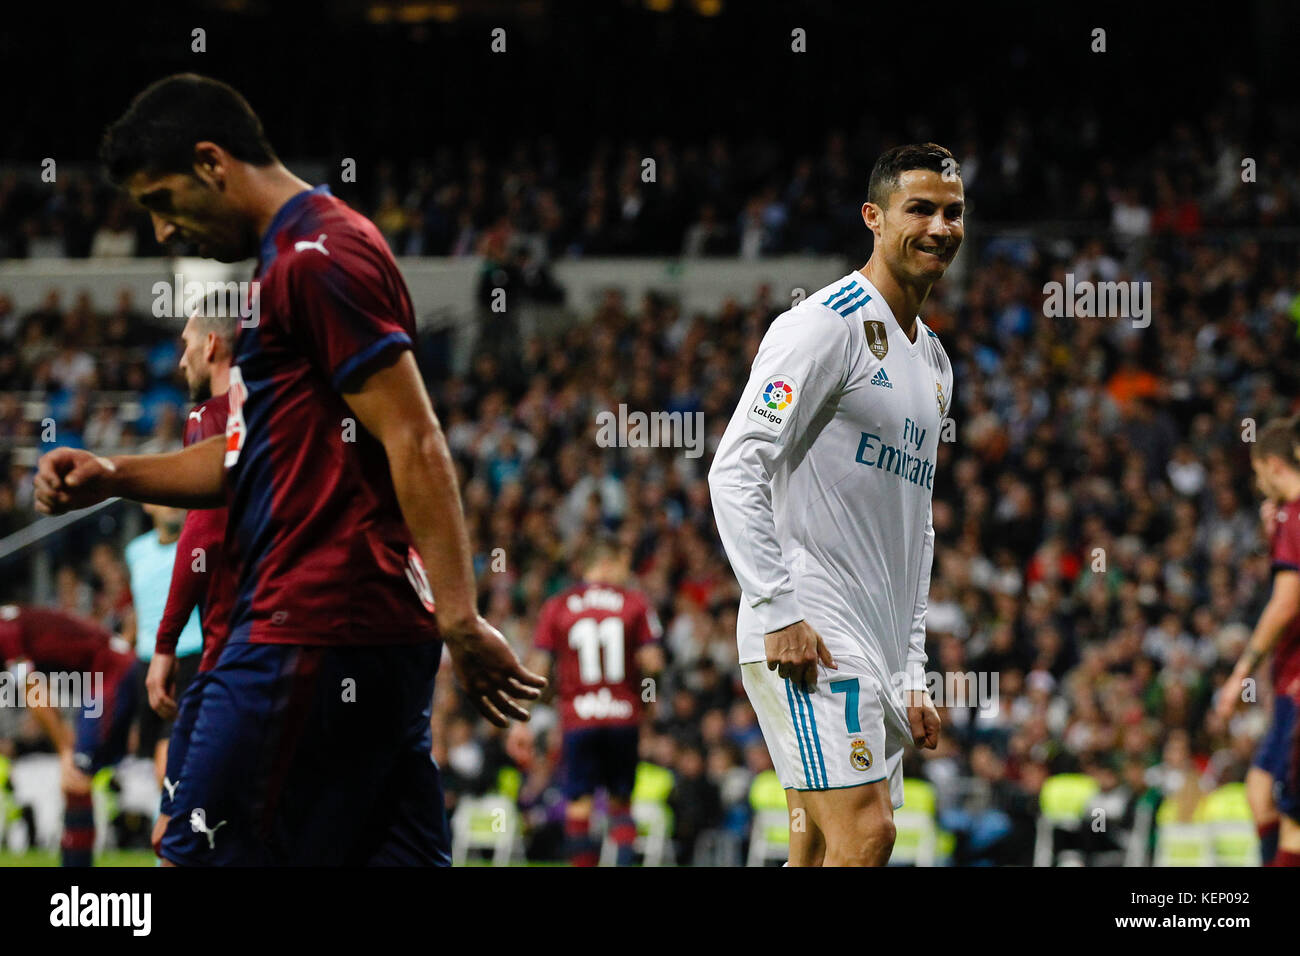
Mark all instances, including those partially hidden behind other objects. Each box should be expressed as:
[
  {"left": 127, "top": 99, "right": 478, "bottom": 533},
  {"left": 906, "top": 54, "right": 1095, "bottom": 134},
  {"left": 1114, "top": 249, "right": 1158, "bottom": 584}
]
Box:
[{"left": 709, "top": 271, "right": 953, "bottom": 734}]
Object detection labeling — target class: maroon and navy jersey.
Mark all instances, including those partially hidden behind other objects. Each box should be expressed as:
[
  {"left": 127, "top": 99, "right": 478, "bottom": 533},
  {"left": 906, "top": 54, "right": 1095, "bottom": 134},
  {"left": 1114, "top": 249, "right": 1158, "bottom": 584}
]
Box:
[
  {"left": 156, "top": 392, "right": 233, "bottom": 671},
  {"left": 223, "top": 185, "right": 438, "bottom": 646},
  {"left": 0, "top": 605, "right": 126, "bottom": 675},
  {"left": 1269, "top": 499, "right": 1300, "bottom": 699},
  {"left": 534, "top": 583, "right": 661, "bottom": 729}
]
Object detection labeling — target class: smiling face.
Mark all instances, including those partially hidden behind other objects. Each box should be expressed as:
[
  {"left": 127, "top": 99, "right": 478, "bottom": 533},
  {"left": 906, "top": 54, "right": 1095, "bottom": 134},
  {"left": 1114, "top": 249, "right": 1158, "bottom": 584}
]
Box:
[
  {"left": 126, "top": 159, "right": 255, "bottom": 262},
  {"left": 863, "top": 168, "right": 965, "bottom": 286}
]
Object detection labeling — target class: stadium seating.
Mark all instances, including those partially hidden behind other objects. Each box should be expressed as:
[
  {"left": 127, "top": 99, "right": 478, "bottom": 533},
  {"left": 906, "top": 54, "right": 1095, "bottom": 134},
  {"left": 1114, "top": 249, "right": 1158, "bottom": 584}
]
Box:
[
  {"left": 7, "top": 754, "right": 61, "bottom": 850},
  {"left": 1152, "top": 795, "right": 1215, "bottom": 867},
  {"left": 600, "top": 761, "right": 675, "bottom": 866},
  {"left": 1202, "top": 783, "right": 1260, "bottom": 866},
  {"left": 1033, "top": 773, "right": 1100, "bottom": 867},
  {"left": 450, "top": 792, "right": 524, "bottom": 866},
  {"left": 891, "top": 777, "right": 939, "bottom": 867},
  {"left": 746, "top": 769, "right": 790, "bottom": 866}
]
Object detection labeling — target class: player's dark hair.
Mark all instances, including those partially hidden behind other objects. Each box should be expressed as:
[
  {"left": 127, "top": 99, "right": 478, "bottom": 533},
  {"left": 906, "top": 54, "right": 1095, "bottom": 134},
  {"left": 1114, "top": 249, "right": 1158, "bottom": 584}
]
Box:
[
  {"left": 1251, "top": 416, "right": 1300, "bottom": 466},
  {"left": 100, "top": 73, "right": 277, "bottom": 185},
  {"left": 581, "top": 531, "right": 626, "bottom": 570},
  {"left": 867, "top": 143, "right": 959, "bottom": 208}
]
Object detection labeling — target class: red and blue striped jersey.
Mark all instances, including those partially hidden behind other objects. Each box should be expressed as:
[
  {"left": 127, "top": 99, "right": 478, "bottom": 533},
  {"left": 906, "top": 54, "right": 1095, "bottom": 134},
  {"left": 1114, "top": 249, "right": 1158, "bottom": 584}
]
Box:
[
  {"left": 156, "top": 392, "right": 233, "bottom": 670},
  {"left": 222, "top": 185, "right": 438, "bottom": 646}
]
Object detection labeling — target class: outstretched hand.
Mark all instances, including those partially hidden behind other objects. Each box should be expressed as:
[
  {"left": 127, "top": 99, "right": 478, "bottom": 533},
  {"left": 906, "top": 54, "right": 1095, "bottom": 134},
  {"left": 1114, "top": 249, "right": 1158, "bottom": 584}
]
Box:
[{"left": 444, "top": 615, "right": 547, "bottom": 727}]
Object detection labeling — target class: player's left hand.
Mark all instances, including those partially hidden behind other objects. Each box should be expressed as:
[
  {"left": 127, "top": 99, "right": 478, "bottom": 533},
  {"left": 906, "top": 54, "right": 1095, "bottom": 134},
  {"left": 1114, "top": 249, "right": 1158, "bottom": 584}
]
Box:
[
  {"left": 146, "top": 652, "right": 179, "bottom": 720},
  {"left": 906, "top": 690, "right": 941, "bottom": 750},
  {"left": 444, "top": 614, "right": 547, "bottom": 728}
]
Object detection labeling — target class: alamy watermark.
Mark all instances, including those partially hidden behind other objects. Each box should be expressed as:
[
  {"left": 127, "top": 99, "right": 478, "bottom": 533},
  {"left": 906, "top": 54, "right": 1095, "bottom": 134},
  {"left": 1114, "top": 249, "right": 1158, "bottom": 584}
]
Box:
[
  {"left": 889, "top": 668, "right": 1000, "bottom": 717},
  {"left": 595, "top": 404, "right": 705, "bottom": 459},
  {"left": 0, "top": 668, "right": 105, "bottom": 717},
  {"left": 152, "top": 275, "right": 259, "bottom": 328},
  {"left": 1042, "top": 274, "right": 1151, "bottom": 329}
]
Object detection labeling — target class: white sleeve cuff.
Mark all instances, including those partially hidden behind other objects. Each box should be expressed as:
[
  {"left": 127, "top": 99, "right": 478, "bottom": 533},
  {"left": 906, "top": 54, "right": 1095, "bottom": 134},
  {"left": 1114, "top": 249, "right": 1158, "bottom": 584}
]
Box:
[{"left": 755, "top": 589, "right": 803, "bottom": 635}]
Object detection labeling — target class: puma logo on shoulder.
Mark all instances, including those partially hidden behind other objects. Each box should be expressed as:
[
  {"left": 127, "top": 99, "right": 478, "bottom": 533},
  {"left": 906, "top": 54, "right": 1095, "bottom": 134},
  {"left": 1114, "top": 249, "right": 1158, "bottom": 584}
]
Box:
[{"left": 294, "top": 233, "right": 329, "bottom": 255}]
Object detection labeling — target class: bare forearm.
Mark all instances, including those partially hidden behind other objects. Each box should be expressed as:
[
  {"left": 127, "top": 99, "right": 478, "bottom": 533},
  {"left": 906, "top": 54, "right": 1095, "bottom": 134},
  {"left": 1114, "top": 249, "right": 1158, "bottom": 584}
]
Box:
[
  {"left": 389, "top": 424, "right": 478, "bottom": 631},
  {"left": 108, "top": 436, "right": 226, "bottom": 509},
  {"left": 1241, "top": 599, "right": 1292, "bottom": 673}
]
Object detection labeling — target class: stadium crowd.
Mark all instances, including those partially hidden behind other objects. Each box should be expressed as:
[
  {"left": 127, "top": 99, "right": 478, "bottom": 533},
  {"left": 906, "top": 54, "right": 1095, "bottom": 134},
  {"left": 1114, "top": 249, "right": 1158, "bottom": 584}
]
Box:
[
  {"left": 4, "top": 92, "right": 1300, "bottom": 863},
  {"left": 2, "top": 83, "right": 1298, "bottom": 265}
]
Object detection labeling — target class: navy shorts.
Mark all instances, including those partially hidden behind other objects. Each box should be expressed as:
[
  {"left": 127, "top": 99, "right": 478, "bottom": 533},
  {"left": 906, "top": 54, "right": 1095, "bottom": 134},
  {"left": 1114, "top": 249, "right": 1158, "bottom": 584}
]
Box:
[
  {"left": 73, "top": 662, "right": 138, "bottom": 774},
  {"left": 560, "top": 724, "right": 640, "bottom": 801},
  {"left": 158, "top": 637, "right": 451, "bottom": 866},
  {"left": 159, "top": 668, "right": 208, "bottom": 818},
  {"left": 1253, "top": 693, "right": 1300, "bottom": 820}
]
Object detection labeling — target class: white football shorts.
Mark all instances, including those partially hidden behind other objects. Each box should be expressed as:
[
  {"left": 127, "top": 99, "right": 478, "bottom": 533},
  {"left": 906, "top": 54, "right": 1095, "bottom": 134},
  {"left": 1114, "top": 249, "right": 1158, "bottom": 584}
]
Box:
[{"left": 741, "top": 657, "right": 905, "bottom": 808}]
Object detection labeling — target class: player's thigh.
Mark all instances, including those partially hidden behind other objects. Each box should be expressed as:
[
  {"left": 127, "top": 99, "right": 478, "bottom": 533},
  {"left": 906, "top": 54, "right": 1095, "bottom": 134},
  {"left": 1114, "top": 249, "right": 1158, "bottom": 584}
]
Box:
[
  {"left": 741, "top": 659, "right": 902, "bottom": 801},
  {"left": 158, "top": 642, "right": 296, "bottom": 866},
  {"left": 595, "top": 725, "right": 640, "bottom": 801},
  {"left": 159, "top": 670, "right": 208, "bottom": 818},
  {"left": 560, "top": 727, "right": 602, "bottom": 800},
  {"left": 1245, "top": 765, "right": 1276, "bottom": 821},
  {"left": 346, "top": 641, "right": 451, "bottom": 866},
  {"left": 1272, "top": 695, "right": 1300, "bottom": 830},
  {"left": 784, "top": 788, "right": 825, "bottom": 866},
  {"left": 73, "top": 661, "right": 137, "bottom": 775},
  {"left": 799, "top": 775, "right": 895, "bottom": 851}
]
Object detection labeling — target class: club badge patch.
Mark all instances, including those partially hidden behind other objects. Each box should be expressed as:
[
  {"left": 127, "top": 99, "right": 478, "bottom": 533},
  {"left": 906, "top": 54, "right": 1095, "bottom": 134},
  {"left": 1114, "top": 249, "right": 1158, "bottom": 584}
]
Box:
[
  {"left": 747, "top": 374, "right": 798, "bottom": 431},
  {"left": 850, "top": 738, "right": 873, "bottom": 772}
]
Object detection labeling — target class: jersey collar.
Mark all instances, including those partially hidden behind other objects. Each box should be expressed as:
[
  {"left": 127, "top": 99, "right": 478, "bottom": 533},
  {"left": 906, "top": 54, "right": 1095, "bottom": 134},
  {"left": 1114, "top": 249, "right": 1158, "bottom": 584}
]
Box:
[{"left": 259, "top": 184, "right": 332, "bottom": 270}]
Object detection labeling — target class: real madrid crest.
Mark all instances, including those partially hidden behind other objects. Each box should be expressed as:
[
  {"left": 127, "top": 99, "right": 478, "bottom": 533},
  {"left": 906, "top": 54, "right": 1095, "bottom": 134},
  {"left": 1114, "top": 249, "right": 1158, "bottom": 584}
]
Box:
[
  {"left": 864, "top": 320, "right": 889, "bottom": 360},
  {"left": 935, "top": 381, "right": 947, "bottom": 417},
  {"left": 850, "top": 738, "right": 873, "bottom": 772}
]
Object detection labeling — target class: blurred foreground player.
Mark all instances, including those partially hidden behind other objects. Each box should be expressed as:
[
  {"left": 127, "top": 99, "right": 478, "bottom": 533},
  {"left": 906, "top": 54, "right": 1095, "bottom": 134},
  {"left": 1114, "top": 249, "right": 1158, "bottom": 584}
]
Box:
[
  {"left": 0, "top": 605, "right": 136, "bottom": 866},
  {"left": 34, "top": 73, "right": 544, "bottom": 865},
  {"left": 146, "top": 307, "right": 236, "bottom": 853},
  {"left": 710, "top": 144, "right": 958, "bottom": 865},
  {"left": 1213, "top": 417, "right": 1300, "bottom": 866},
  {"left": 123, "top": 502, "right": 203, "bottom": 790},
  {"left": 519, "top": 536, "right": 663, "bottom": 865}
]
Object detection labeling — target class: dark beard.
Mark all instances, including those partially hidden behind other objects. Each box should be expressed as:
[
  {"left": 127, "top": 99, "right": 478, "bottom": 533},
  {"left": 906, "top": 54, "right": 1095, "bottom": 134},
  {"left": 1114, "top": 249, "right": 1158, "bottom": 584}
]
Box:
[{"left": 189, "top": 378, "right": 212, "bottom": 403}]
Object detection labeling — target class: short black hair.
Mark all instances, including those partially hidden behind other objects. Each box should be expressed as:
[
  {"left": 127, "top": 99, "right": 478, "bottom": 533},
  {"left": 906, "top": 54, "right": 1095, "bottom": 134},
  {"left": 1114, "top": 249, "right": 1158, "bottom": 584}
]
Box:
[
  {"left": 867, "top": 143, "right": 959, "bottom": 208},
  {"left": 100, "top": 73, "right": 277, "bottom": 185}
]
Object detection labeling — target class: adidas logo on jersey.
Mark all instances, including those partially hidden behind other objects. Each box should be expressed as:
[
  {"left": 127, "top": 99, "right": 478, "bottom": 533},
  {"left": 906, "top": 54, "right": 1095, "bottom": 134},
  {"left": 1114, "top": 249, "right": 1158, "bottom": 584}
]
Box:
[{"left": 870, "top": 368, "right": 893, "bottom": 389}]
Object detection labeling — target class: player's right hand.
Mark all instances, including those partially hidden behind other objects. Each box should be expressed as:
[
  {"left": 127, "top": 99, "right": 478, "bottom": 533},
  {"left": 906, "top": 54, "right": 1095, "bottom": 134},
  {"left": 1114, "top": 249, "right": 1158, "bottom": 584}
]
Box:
[
  {"left": 444, "top": 614, "right": 548, "bottom": 728},
  {"left": 34, "top": 447, "right": 117, "bottom": 515},
  {"left": 146, "top": 652, "right": 179, "bottom": 720},
  {"left": 1213, "top": 668, "right": 1248, "bottom": 724},
  {"left": 764, "top": 619, "right": 836, "bottom": 687}
]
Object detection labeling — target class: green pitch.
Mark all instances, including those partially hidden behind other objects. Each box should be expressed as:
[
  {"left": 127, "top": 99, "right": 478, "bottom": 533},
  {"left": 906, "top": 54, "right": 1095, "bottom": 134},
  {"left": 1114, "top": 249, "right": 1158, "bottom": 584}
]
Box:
[{"left": 0, "top": 849, "right": 158, "bottom": 867}]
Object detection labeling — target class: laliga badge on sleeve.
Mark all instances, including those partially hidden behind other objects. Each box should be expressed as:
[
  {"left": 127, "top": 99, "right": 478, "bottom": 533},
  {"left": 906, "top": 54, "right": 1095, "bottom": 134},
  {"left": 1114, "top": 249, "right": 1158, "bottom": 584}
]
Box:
[{"left": 747, "top": 374, "right": 799, "bottom": 432}]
